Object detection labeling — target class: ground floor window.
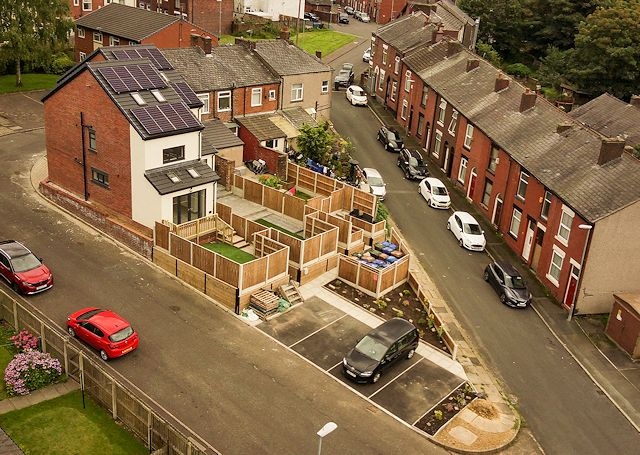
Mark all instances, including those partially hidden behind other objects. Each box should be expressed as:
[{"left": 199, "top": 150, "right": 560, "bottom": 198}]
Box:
[{"left": 173, "top": 189, "right": 205, "bottom": 224}]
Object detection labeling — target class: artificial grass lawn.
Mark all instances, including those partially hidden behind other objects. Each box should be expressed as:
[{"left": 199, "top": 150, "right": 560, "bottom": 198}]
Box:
[
  {"left": 256, "top": 219, "right": 304, "bottom": 239},
  {"left": 295, "top": 190, "right": 312, "bottom": 201},
  {"left": 0, "top": 74, "right": 59, "bottom": 94},
  {"left": 293, "top": 30, "right": 358, "bottom": 57},
  {"left": 0, "top": 390, "right": 147, "bottom": 455},
  {"left": 202, "top": 242, "right": 255, "bottom": 263}
]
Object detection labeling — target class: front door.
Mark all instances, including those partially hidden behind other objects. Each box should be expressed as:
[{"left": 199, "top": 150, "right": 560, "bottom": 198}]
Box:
[
  {"left": 564, "top": 265, "right": 580, "bottom": 310},
  {"left": 467, "top": 169, "right": 477, "bottom": 200},
  {"left": 492, "top": 196, "right": 503, "bottom": 227},
  {"left": 522, "top": 218, "right": 536, "bottom": 262},
  {"left": 531, "top": 227, "right": 545, "bottom": 269}
]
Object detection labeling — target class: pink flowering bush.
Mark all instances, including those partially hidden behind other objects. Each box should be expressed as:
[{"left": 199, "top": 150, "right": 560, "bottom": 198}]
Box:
[
  {"left": 10, "top": 330, "right": 39, "bottom": 353},
  {"left": 4, "top": 350, "right": 62, "bottom": 396}
]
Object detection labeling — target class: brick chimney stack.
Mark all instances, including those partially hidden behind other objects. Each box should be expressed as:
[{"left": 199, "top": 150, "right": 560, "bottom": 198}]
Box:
[
  {"left": 519, "top": 89, "right": 537, "bottom": 112},
  {"left": 630, "top": 95, "right": 640, "bottom": 108},
  {"left": 598, "top": 138, "right": 625, "bottom": 165},
  {"left": 494, "top": 72, "right": 509, "bottom": 92},
  {"left": 466, "top": 59, "right": 479, "bottom": 72},
  {"left": 556, "top": 122, "right": 572, "bottom": 134}
]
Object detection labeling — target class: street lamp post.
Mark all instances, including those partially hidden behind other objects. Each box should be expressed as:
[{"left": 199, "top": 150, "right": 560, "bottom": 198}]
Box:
[
  {"left": 567, "top": 224, "right": 593, "bottom": 321},
  {"left": 316, "top": 421, "right": 337, "bottom": 455}
]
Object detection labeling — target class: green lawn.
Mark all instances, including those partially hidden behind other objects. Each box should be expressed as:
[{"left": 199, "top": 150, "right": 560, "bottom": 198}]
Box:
[
  {"left": 295, "top": 190, "right": 312, "bottom": 201},
  {"left": 202, "top": 242, "right": 256, "bottom": 263},
  {"left": 256, "top": 219, "right": 304, "bottom": 239},
  {"left": 293, "top": 30, "right": 358, "bottom": 57},
  {"left": 0, "top": 390, "right": 147, "bottom": 454},
  {"left": 0, "top": 74, "right": 59, "bottom": 94}
]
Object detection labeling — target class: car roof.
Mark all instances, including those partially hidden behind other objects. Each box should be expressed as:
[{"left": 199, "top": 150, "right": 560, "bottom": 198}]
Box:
[
  {"left": 425, "top": 176, "right": 444, "bottom": 186},
  {"left": 406, "top": 149, "right": 423, "bottom": 159},
  {"left": 87, "top": 309, "right": 130, "bottom": 334},
  {"left": 348, "top": 85, "right": 364, "bottom": 90},
  {"left": 368, "top": 318, "right": 416, "bottom": 345},
  {"left": 0, "top": 240, "right": 31, "bottom": 258},
  {"left": 362, "top": 167, "right": 381, "bottom": 177},
  {"left": 454, "top": 211, "right": 479, "bottom": 223},
  {"left": 495, "top": 261, "right": 521, "bottom": 276}
]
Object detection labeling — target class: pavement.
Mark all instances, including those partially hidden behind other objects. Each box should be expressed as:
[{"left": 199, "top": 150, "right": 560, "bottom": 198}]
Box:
[{"left": 0, "top": 83, "right": 638, "bottom": 453}]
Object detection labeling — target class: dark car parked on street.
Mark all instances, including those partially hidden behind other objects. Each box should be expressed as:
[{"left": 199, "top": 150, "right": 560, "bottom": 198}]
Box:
[
  {"left": 397, "top": 148, "right": 429, "bottom": 180},
  {"left": 377, "top": 126, "right": 404, "bottom": 152},
  {"left": 483, "top": 261, "right": 532, "bottom": 308},
  {"left": 343, "top": 318, "right": 419, "bottom": 383},
  {"left": 304, "top": 12, "right": 320, "bottom": 22},
  {"left": 0, "top": 240, "right": 53, "bottom": 295},
  {"left": 334, "top": 63, "right": 355, "bottom": 88}
]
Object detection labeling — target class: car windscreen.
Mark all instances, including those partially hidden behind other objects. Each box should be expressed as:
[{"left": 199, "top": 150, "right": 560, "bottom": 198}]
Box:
[
  {"left": 408, "top": 156, "right": 420, "bottom": 167},
  {"left": 11, "top": 253, "right": 43, "bottom": 273},
  {"left": 433, "top": 185, "right": 448, "bottom": 196},
  {"left": 351, "top": 88, "right": 365, "bottom": 96},
  {"left": 110, "top": 326, "right": 134, "bottom": 343},
  {"left": 355, "top": 335, "right": 388, "bottom": 362},
  {"left": 506, "top": 275, "right": 527, "bottom": 289},
  {"left": 367, "top": 176, "right": 384, "bottom": 187},
  {"left": 464, "top": 222, "right": 482, "bottom": 235}
]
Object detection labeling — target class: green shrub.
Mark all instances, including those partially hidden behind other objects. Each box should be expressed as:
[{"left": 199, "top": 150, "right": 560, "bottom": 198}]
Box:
[
  {"left": 504, "top": 63, "right": 532, "bottom": 78},
  {"left": 50, "top": 53, "right": 75, "bottom": 75}
]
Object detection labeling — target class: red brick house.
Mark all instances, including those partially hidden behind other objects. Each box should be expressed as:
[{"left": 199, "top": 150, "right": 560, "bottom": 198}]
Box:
[
  {"left": 74, "top": 3, "right": 217, "bottom": 62},
  {"left": 68, "top": 0, "right": 135, "bottom": 20},
  {"left": 42, "top": 45, "right": 220, "bottom": 229},
  {"left": 396, "top": 43, "right": 640, "bottom": 315}
]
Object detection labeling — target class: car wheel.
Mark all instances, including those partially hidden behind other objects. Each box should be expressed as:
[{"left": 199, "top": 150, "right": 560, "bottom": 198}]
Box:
[
  {"left": 372, "top": 372, "right": 381, "bottom": 383},
  {"left": 407, "top": 349, "right": 415, "bottom": 359},
  {"left": 446, "top": 222, "right": 450, "bottom": 230},
  {"left": 500, "top": 294, "right": 507, "bottom": 304},
  {"left": 458, "top": 238, "right": 464, "bottom": 248},
  {"left": 483, "top": 270, "right": 489, "bottom": 281},
  {"left": 99, "top": 350, "right": 109, "bottom": 361},
  {"left": 405, "top": 171, "right": 410, "bottom": 179},
  {"left": 67, "top": 327, "right": 75, "bottom": 337}
]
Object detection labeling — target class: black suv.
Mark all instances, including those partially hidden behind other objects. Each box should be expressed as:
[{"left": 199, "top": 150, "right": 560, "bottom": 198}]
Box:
[
  {"left": 343, "top": 318, "right": 419, "bottom": 383},
  {"left": 377, "top": 126, "right": 404, "bottom": 152},
  {"left": 304, "top": 12, "right": 320, "bottom": 22},
  {"left": 397, "top": 148, "right": 429, "bottom": 180},
  {"left": 483, "top": 261, "right": 532, "bottom": 308}
]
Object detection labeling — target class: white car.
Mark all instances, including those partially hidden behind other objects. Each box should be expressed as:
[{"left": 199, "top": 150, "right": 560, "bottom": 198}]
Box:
[
  {"left": 346, "top": 85, "right": 368, "bottom": 106},
  {"left": 360, "top": 13, "right": 371, "bottom": 23},
  {"left": 447, "top": 211, "right": 486, "bottom": 251},
  {"left": 418, "top": 177, "right": 450, "bottom": 209},
  {"left": 360, "top": 167, "right": 386, "bottom": 200},
  {"left": 362, "top": 47, "right": 371, "bottom": 62}
]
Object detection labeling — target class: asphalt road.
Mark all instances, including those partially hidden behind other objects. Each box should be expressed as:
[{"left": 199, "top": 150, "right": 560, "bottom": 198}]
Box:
[
  {"left": 328, "top": 27, "right": 640, "bottom": 454},
  {"left": 0, "top": 103, "right": 449, "bottom": 453}
]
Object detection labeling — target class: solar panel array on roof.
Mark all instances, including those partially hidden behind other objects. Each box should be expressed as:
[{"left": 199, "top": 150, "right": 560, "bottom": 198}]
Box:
[
  {"left": 171, "top": 81, "right": 202, "bottom": 106},
  {"left": 111, "top": 48, "right": 172, "bottom": 70},
  {"left": 98, "top": 64, "right": 166, "bottom": 93},
  {"left": 131, "top": 102, "right": 201, "bottom": 136}
]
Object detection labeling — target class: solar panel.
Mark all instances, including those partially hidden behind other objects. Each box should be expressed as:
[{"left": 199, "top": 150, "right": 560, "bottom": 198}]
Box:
[
  {"left": 98, "top": 63, "right": 166, "bottom": 93},
  {"left": 131, "top": 102, "right": 201, "bottom": 136},
  {"left": 111, "top": 47, "right": 173, "bottom": 70},
  {"left": 171, "top": 82, "right": 202, "bottom": 107}
]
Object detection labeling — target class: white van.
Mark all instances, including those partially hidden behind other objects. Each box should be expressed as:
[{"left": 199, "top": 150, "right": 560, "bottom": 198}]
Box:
[{"left": 360, "top": 167, "right": 387, "bottom": 201}]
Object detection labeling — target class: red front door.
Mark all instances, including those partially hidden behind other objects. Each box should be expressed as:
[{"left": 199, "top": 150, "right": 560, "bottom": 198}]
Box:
[{"left": 564, "top": 274, "right": 578, "bottom": 310}]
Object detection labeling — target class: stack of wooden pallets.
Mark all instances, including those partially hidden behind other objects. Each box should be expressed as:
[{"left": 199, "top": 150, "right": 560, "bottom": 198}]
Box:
[{"left": 249, "top": 290, "right": 280, "bottom": 320}]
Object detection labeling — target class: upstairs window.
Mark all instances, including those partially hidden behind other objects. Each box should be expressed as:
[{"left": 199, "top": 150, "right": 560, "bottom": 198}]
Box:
[
  {"left": 251, "top": 88, "right": 262, "bottom": 107},
  {"left": 93, "top": 31, "right": 102, "bottom": 42},
  {"left": 269, "top": 89, "right": 277, "bottom": 100},
  {"left": 390, "top": 81, "right": 397, "bottom": 101},
  {"left": 404, "top": 70, "right": 412, "bottom": 92},
  {"left": 382, "top": 46, "right": 388, "bottom": 65},
  {"left": 557, "top": 205, "right": 574, "bottom": 245},
  {"left": 163, "top": 146, "right": 185, "bottom": 164},
  {"left": 197, "top": 93, "right": 210, "bottom": 114},
  {"left": 109, "top": 36, "right": 119, "bottom": 46},
  {"left": 91, "top": 168, "right": 109, "bottom": 187},
  {"left": 448, "top": 110, "right": 458, "bottom": 135},
  {"left": 488, "top": 146, "right": 499, "bottom": 171},
  {"left": 517, "top": 171, "right": 529, "bottom": 200},
  {"left": 421, "top": 86, "right": 428, "bottom": 106},
  {"left": 77, "top": 27, "right": 85, "bottom": 38},
  {"left": 88, "top": 129, "right": 96, "bottom": 151},
  {"left": 394, "top": 56, "right": 400, "bottom": 74},
  {"left": 437, "top": 100, "right": 447, "bottom": 124},
  {"left": 217, "top": 90, "right": 231, "bottom": 112},
  {"left": 541, "top": 190, "right": 552, "bottom": 220},
  {"left": 464, "top": 124, "right": 473, "bottom": 148},
  {"left": 291, "top": 83, "right": 303, "bottom": 102},
  {"left": 83, "top": 0, "right": 92, "bottom": 11},
  {"left": 321, "top": 81, "right": 329, "bottom": 94}
]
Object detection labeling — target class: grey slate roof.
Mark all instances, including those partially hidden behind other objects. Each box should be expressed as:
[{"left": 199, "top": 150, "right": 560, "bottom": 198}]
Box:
[
  {"left": 236, "top": 114, "right": 287, "bottom": 141},
  {"left": 374, "top": 12, "right": 436, "bottom": 54},
  {"left": 201, "top": 119, "right": 244, "bottom": 155},
  {"left": 145, "top": 159, "right": 219, "bottom": 195},
  {"left": 418, "top": 50, "right": 640, "bottom": 222},
  {"left": 569, "top": 93, "right": 640, "bottom": 147},
  {"left": 162, "top": 46, "right": 280, "bottom": 91},
  {"left": 403, "top": 37, "right": 463, "bottom": 73},
  {"left": 431, "top": 1, "right": 474, "bottom": 29},
  {"left": 75, "top": 3, "right": 195, "bottom": 42},
  {"left": 281, "top": 106, "right": 318, "bottom": 129},
  {"left": 253, "top": 40, "right": 331, "bottom": 76},
  {"left": 86, "top": 58, "right": 203, "bottom": 140}
]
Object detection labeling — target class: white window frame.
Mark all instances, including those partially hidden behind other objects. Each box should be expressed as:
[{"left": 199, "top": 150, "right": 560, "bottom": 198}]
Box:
[
  {"left": 488, "top": 145, "right": 499, "bottom": 171},
  {"left": 109, "top": 36, "right": 120, "bottom": 46},
  {"left": 556, "top": 204, "right": 574, "bottom": 246},
  {"left": 401, "top": 99, "right": 408, "bottom": 120},
  {"left": 268, "top": 89, "right": 276, "bottom": 100},
  {"left": 83, "top": 0, "right": 92, "bottom": 11},
  {"left": 433, "top": 130, "right": 442, "bottom": 159},
  {"left": 251, "top": 87, "right": 262, "bottom": 107},
  {"left": 79, "top": 51, "right": 87, "bottom": 61},
  {"left": 77, "top": 27, "right": 85, "bottom": 38},
  {"left": 421, "top": 86, "right": 428, "bottom": 106},
  {"left": 197, "top": 93, "right": 210, "bottom": 114},
  {"left": 404, "top": 70, "right": 412, "bottom": 92},
  {"left": 93, "top": 31, "right": 102, "bottom": 42},
  {"left": 217, "top": 90, "right": 231, "bottom": 112},
  {"left": 437, "top": 99, "right": 447, "bottom": 125},
  {"left": 546, "top": 245, "right": 565, "bottom": 286},
  {"left": 509, "top": 206, "right": 522, "bottom": 238},
  {"left": 464, "top": 124, "right": 473, "bottom": 148},
  {"left": 382, "top": 45, "right": 388, "bottom": 65},
  {"left": 321, "top": 80, "right": 329, "bottom": 94},
  {"left": 291, "top": 83, "right": 303, "bottom": 102},
  {"left": 390, "top": 81, "right": 397, "bottom": 101},
  {"left": 517, "top": 171, "right": 529, "bottom": 200},
  {"left": 541, "top": 190, "right": 552, "bottom": 220},
  {"left": 378, "top": 69, "right": 385, "bottom": 91},
  {"left": 265, "top": 138, "right": 279, "bottom": 148},
  {"left": 458, "top": 157, "right": 468, "bottom": 184},
  {"left": 74, "top": 0, "right": 80, "bottom": 6},
  {"left": 448, "top": 110, "right": 458, "bottom": 135},
  {"left": 394, "top": 56, "right": 400, "bottom": 74}
]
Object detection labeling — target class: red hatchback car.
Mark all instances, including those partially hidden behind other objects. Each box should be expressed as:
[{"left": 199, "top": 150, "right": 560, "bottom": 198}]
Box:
[
  {"left": 67, "top": 307, "right": 139, "bottom": 360},
  {"left": 0, "top": 240, "right": 53, "bottom": 295}
]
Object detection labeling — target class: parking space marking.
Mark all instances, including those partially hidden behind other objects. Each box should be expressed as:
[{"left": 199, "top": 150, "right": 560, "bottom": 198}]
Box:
[
  {"left": 289, "top": 313, "right": 348, "bottom": 348},
  {"left": 368, "top": 358, "right": 424, "bottom": 399}
]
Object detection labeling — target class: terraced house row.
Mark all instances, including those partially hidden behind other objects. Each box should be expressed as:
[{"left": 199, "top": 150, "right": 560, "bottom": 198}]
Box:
[{"left": 368, "top": 12, "right": 640, "bottom": 316}]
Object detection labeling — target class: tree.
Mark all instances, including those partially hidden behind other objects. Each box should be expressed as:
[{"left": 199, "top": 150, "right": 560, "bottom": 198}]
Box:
[
  {"left": 0, "top": 0, "right": 73, "bottom": 86},
  {"left": 296, "top": 123, "right": 334, "bottom": 163},
  {"left": 535, "top": 46, "right": 570, "bottom": 89},
  {"left": 568, "top": 0, "right": 640, "bottom": 99}
]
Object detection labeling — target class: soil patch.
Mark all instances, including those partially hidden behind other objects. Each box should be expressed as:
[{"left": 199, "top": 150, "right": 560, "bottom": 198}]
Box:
[
  {"left": 415, "top": 383, "right": 478, "bottom": 436},
  {"left": 324, "top": 278, "right": 450, "bottom": 354}
]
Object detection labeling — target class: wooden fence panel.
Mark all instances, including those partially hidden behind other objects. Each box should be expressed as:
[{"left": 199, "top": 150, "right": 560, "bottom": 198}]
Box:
[
  {"left": 155, "top": 222, "right": 169, "bottom": 249},
  {"left": 267, "top": 248, "right": 289, "bottom": 279},
  {"left": 233, "top": 173, "right": 245, "bottom": 191},
  {"left": 283, "top": 193, "right": 305, "bottom": 220},
  {"left": 246, "top": 219, "right": 268, "bottom": 241},
  {"left": 263, "top": 186, "right": 283, "bottom": 213},
  {"left": 244, "top": 179, "right": 263, "bottom": 204},
  {"left": 177, "top": 260, "right": 205, "bottom": 292},
  {"left": 169, "top": 234, "right": 191, "bottom": 263},
  {"left": 216, "top": 202, "right": 232, "bottom": 224},
  {"left": 321, "top": 229, "right": 338, "bottom": 255},
  {"left": 192, "top": 245, "right": 216, "bottom": 275},
  {"left": 271, "top": 231, "right": 301, "bottom": 263},
  {"left": 230, "top": 213, "right": 246, "bottom": 238},
  {"left": 153, "top": 247, "right": 177, "bottom": 274},
  {"left": 215, "top": 255, "right": 240, "bottom": 286},
  {"left": 242, "top": 257, "right": 268, "bottom": 288},
  {"left": 338, "top": 256, "right": 359, "bottom": 284},
  {"left": 204, "top": 275, "right": 237, "bottom": 311}
]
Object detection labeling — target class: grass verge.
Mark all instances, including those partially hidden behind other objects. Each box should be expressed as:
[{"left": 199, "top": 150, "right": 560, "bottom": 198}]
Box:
[
  {"left": 0, "top": 390, "right": 147, "bottom": 454},
  {"left": 0, "top": 74, "right": 59, "bottom": 94},
  {"left": 293, "top": 29, "right": 357, "bottom": 56},
  {"left": 202, "top": 242, "right": 255, "bottom": 263}
]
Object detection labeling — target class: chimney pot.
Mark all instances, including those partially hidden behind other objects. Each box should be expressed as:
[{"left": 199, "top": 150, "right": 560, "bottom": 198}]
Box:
[
  {"left": 630, "top": 95, "right": 640, "bottom": 108},
  {"left": 598, "top": 138, "right": 625, "bottom": 165},
  {"left": 519, "top": 90, "right": 537, "bottom": 112}
]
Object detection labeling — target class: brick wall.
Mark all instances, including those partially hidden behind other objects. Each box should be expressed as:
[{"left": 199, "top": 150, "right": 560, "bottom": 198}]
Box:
[
  {"left": 44, "top": 70, "right": 134, "bottom": 219},
  {"left": 141, "top": 21, "right": 218, "bottom": 49}
]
